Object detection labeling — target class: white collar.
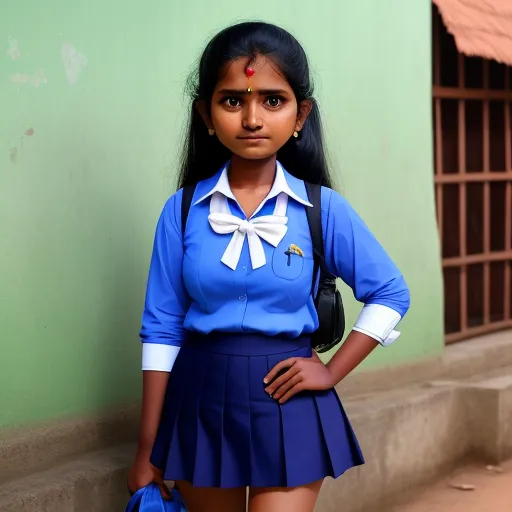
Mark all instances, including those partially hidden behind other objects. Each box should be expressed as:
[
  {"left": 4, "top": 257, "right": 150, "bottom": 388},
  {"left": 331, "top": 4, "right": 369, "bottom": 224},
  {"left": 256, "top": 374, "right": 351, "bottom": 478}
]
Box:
[
  {"left": 194, "top": 161, "right": 312, "bottom": 270},
  {"left": 193, "top": 161, "right": 313, "bottom": 214}
]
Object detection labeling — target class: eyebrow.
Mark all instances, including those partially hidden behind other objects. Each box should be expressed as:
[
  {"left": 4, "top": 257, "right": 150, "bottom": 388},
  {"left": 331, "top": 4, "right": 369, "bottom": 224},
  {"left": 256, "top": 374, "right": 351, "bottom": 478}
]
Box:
[{"left": 217, "top": 88, "right": 289, "bottom": 96}]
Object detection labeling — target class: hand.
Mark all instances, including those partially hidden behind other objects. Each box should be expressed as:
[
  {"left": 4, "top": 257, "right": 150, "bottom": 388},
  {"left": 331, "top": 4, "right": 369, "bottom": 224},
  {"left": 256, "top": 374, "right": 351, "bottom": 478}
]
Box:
[
  {"left": 127, "top": 453, "right": 171, "bottom": 499},
  {"left": 263, "top": 351, "right": 336, "bottom": 404}
]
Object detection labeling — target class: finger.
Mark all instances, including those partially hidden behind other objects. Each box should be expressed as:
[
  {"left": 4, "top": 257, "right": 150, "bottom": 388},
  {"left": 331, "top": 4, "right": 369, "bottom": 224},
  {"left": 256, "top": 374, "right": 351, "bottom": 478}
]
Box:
[
  {"left": 273, "top": 373, "right": 302, "bottom": 400},
  {"left": 264, "top": 358, "right": 297, "bottom": 384},
  {"left": 278, "top": 382, "right": 305, "bottom": 404},
  {"left": 266, "top": 366, "right": 299, "bottom": 395},
  {"left": 156, "top": 479, "right": 172, "bottom": 500},
  {"left": 265, "top": 366, "right": 300, "bottom": 396},
  {"left": 152, "top": 467, "right": 171, "bottom": 500}
]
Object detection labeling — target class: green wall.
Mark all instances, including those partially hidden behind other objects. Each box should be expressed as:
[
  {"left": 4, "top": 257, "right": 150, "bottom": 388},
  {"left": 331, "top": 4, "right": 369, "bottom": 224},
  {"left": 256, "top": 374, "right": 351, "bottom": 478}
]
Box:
[{"left": 0, "top": 0, "right": 443, "bottom": 428}]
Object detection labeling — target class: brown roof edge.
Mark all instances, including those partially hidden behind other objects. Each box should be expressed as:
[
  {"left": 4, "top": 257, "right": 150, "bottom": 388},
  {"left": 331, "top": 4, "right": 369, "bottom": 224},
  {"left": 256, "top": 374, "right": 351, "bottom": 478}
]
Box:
[{"left": 433, "top": 0, "right": 512, "bottom": 66}]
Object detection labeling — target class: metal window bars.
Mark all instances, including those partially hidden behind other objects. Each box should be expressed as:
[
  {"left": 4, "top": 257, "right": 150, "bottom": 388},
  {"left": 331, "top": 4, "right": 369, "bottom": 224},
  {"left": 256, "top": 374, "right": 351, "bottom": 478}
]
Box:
[{"left": 433, "top": 9, "right": 512, "bottom": 343}]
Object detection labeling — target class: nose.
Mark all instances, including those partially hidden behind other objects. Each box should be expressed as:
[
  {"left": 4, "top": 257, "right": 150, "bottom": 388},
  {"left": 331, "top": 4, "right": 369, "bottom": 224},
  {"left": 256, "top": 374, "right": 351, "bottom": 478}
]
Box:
[{"left": 242, "top": 100, "right": 262, "bottom": 131}]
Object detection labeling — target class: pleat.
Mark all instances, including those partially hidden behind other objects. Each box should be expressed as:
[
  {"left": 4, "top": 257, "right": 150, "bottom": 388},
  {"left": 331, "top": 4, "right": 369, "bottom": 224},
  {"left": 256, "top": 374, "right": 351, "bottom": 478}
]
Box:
[
  {"left": 334, "top": 392, "right": 365, "bottom": 464},
  {"left": 191, "top": 353, "right": 227, "bottom": 487},
  {"left": 313, "top": 389, "right": 365, "bottom": 478},
  {"left": 247, "top": 354, "right": 285, "bottom": 487},
  {"left": 267, "top": 349, "right": 332, "bottom": 487},
  {"left": 151, "top": 349, "right": 187, "bottom": 474},
  {"left": 162, "top": 400, "right": 186, "bottom": 481},
  {"left": 165, "top": 348, "right": 208, "bottom": 482},
  {"left": 153, "top": 336, "right": 364, "bottom": 488},
  {"left": 219, "top": 354, "right": 251, "bottom": 487}
]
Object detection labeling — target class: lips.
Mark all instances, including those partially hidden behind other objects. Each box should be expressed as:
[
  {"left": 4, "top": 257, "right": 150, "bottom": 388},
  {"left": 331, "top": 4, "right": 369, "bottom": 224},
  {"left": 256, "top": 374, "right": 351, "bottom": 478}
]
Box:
[{"left": 237, "top": 136, "right": 269, "bottom": 140}]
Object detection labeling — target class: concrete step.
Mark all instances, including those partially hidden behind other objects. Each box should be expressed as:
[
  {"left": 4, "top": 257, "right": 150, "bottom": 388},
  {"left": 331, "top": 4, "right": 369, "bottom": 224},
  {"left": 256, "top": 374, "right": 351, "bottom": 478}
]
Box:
[
  {"left": 0, "top": 444, "right": 135, "bottom": 512},
  {"left": 316, "top": 365, "right": 512, "bottom": 512},
  {"left": 1, "top": 370, "right": 510, "bottom": 512},
  {"left": 1, "top": 352, "right": 511, "bottom": 512},
  {"left": 0, "top": 404, "right": 138, "bottom": 485},
  {"left": 450, "top": 365, "right": 512, "bottom": 463}
]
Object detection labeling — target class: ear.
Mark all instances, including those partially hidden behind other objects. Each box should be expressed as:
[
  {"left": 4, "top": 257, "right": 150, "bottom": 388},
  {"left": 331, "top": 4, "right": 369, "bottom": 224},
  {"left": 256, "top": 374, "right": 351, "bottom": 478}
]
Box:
[
  {"left": 295, "top": 100, "right": 313, "bottom": 132},
  {"left": 195, "top": 100, "right": 213, "bottom": 130}
]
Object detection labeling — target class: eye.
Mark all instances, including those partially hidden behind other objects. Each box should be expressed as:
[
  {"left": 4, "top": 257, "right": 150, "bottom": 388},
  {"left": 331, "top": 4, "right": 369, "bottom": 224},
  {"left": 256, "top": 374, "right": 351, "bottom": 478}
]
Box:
[
  {"left": 222, "top": 97, "right": 242, "bottom": 108},
  {"left": 265, "top": 96, "right": 283, "bottom": 108}
]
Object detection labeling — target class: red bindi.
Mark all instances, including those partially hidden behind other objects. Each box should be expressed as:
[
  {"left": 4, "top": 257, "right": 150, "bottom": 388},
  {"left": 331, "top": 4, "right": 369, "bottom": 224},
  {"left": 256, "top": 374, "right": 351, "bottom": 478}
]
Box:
[{"left": 245, "top": 67, "right": 255, "bottom": 78}]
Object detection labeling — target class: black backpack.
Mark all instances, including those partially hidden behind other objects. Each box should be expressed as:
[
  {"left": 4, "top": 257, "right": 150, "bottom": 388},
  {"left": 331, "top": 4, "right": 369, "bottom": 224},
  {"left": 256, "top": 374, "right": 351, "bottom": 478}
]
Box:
[{"left": 181, "top": 183, "right": 345, "bottom": 353}]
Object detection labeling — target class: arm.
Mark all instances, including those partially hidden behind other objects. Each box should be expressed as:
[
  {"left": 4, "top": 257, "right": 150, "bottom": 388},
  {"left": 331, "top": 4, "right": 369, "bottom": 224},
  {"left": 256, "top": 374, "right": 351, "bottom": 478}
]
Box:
[
  {"left": 323, "top": 189, "right": 410, "bottom": 381},
  {"left": 136, "top": 371, "right": 171, "bottom": 459},
  {"left": 129, "top": 192, "right": 188, "bottom": 493},
  {"left": 264, "top": 190, "right": 410, "bottom": 401},
  {"left": 325, "top": 331, "right": 379, "bottom": 384},
  {"left": 129, "top": 371, "right": 171, "bottom": 496}
]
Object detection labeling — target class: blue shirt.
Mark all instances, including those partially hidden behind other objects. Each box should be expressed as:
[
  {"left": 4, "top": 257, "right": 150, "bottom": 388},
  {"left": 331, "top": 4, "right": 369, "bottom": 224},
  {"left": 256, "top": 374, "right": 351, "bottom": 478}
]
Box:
[{"left": 140, "top": 162, "right": 410, "bottom": 372}]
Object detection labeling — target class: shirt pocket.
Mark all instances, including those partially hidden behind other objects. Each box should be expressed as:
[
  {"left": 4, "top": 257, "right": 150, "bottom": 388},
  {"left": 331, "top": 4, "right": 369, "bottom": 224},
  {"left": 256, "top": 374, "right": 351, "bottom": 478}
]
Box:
[{"left": 272, "top": 245, "right": 305, "bottom": 281}]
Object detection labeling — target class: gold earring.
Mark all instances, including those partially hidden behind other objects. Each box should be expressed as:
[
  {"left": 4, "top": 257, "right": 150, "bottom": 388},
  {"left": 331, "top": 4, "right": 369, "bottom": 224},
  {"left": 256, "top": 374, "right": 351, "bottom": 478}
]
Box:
[
  {"left": 293, "top": 131, "right": 299, "bottom": 138},
  {"left": 208, "top": 128, "right": 215, "bottom": 136}
]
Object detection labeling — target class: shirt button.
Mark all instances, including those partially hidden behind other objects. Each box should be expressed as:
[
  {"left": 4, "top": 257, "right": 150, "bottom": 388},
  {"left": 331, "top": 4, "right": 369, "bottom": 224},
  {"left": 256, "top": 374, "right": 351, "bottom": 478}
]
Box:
[
  {"left": 242, "top": 266, "right": 247, "bottom": 271},
  {"left": 239, "top": 295, "right": 246, "bottom": 301}
]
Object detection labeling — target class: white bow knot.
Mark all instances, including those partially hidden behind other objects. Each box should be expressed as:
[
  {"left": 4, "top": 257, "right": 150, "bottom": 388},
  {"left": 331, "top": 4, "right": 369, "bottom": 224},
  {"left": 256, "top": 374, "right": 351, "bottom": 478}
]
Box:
[
  {"left": 208, "top": 213, "right": 288, "bottom": 270},
  {"left": 238, "top": 221, "right": 255, "bottom": 235}
]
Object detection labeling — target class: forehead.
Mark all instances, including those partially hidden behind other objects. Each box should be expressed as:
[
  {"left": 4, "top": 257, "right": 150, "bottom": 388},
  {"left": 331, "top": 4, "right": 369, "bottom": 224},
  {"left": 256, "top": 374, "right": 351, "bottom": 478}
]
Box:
[{"left": 215, "top": 56, "right": 292, "bottom": 91}]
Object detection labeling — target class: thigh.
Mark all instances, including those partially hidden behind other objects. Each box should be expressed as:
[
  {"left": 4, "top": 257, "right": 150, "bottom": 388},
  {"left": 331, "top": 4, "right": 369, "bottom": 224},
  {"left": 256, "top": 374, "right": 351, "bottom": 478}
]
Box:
[
  {"left": 175, "top": 480, "right": 246, "bottom": 512},
  {"left": 248, "top": 480, "right": 323, "bottom": 512}
]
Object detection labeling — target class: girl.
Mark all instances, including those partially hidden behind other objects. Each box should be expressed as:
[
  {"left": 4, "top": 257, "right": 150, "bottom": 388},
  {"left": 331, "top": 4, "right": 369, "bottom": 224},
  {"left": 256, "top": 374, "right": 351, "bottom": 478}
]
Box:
[{"left": 128, "top": 21, "right": 410, "bottom": 512}]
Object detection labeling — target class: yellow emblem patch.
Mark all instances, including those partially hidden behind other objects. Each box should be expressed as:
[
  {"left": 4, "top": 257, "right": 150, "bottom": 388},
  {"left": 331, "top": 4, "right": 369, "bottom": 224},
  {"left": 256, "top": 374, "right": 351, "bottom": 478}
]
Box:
[
  {"left": 284, "top": 244, "right": 304, "bottom": 266},
  {"left": 288, "top": 244, "right": 304, "bottom": 257}
]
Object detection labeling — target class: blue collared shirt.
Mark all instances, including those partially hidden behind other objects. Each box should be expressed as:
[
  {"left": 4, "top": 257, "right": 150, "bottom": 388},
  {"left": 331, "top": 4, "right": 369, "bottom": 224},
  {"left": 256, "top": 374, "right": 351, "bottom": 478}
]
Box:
[{"left": 140, "top": 163, "right": 410, "bottom": 372}]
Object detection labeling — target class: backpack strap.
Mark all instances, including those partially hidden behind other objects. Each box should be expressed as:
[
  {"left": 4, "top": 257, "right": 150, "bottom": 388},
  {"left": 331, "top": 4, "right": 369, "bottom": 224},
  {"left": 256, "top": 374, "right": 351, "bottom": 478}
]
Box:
[
  {"left": 181, "top": 184, "right": 196, "bottom": 237},
  {"left": 304, "top": 182, "right": 331, "bottom": 281}
]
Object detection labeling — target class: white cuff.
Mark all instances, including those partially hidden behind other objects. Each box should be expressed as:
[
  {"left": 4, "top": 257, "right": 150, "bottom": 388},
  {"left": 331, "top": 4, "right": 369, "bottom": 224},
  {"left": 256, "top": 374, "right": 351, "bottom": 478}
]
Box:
[
  {"left": 142, "top": 343, "right": 181, "bottom": 372},
  {"left": 353, "top": 304, "right": 402, "bottom": 346}
]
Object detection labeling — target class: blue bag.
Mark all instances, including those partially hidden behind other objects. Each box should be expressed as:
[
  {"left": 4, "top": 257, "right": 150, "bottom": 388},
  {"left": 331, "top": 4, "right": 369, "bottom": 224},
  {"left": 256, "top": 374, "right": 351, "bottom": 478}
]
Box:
[{"left": 125, "top": 483, "right": 187, "bottom": 512}]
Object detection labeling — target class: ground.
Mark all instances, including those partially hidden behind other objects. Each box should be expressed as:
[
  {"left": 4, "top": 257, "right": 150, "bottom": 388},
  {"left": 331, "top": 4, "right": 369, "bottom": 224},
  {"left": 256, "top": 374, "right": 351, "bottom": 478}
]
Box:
[{"left": 394, "top": 459, "right": 512, "bottom": 512}]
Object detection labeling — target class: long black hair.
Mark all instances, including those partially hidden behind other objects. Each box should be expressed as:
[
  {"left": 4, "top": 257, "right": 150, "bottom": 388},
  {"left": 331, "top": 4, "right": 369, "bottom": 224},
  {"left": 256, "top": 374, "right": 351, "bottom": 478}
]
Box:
[{"left": 177, "top": 21, "right": 333, "bottom": 189}]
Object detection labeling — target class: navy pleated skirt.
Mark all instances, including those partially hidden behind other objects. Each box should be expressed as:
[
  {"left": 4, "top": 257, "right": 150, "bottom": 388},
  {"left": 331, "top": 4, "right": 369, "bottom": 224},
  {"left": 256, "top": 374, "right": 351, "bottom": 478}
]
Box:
[{"left": 150, "top": 333, "right": 364, "bottom": 488}]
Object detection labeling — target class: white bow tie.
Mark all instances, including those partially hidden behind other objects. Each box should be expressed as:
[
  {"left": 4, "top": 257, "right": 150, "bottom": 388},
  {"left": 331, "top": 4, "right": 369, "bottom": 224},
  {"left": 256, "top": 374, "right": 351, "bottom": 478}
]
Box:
[{"left": 208, "top": 213, "right": 288, "bottom": 270}]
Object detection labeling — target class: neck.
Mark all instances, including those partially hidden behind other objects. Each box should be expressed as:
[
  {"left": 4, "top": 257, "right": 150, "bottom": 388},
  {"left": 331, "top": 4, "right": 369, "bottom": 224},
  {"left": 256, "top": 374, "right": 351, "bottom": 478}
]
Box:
[{"left": 228, "top": 154, "right": 277, "bottom": 189}]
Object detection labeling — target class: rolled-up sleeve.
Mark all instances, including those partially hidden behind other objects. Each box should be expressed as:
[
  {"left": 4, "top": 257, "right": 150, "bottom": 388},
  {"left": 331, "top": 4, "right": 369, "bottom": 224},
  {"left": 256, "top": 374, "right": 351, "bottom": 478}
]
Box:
[
  {"left": 322, "top": 189, "right": 410, "bottom": 346},
  {"left": 139, "top": 190, "right": 188, "bottom": 371}
]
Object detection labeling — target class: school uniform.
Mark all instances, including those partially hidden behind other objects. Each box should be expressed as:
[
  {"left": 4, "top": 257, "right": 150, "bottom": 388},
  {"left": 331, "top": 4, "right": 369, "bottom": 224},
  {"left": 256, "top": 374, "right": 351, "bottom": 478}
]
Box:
[{"left": 140, "top": 161, "right": 410, "bottom": 488}]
